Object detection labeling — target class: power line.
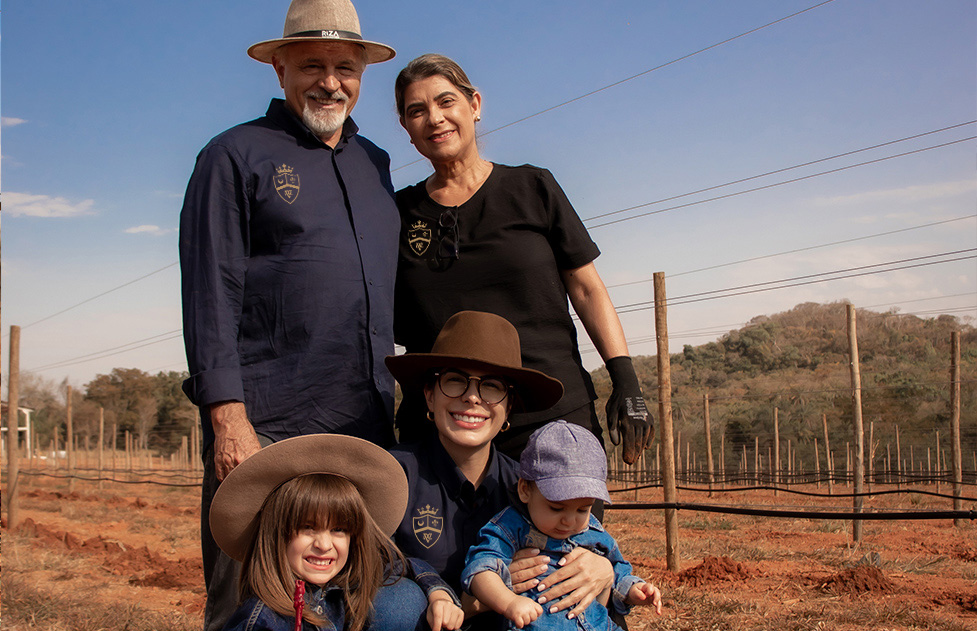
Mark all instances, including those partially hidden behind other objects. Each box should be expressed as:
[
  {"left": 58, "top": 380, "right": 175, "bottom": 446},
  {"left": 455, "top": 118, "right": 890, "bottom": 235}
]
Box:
[
  {"left": 587, "top": 136, "right": 977, "bottom": 229},
  {"left": 586, "top": 121, "right": 976, "bottom": 224},
  {"left": 606, "top": 214, "right": 977, "bottom": 287},
  {"left": 19, "top": 263, "right": 178, "bottom": 331},
  {"left": 613, "top": 250, "right": 976, "bottom": 313},
  {"left": 27, "top": 331, "right": 184, "bottom": 373},
  {"left": 390, "top": 0, "right": 839, "bottom": 173}
]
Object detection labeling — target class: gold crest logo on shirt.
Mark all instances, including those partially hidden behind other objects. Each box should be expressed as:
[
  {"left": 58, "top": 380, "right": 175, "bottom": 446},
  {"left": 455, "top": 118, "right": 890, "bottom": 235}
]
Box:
[
  {"left": 407, "top": 220, "right": 432, "bottom": 256},
  {"left": 274, "top": 164, "right": 300, "bottom": 204},
  {"left": 412, "top": 504, "right": 443, "bottom": 549}
]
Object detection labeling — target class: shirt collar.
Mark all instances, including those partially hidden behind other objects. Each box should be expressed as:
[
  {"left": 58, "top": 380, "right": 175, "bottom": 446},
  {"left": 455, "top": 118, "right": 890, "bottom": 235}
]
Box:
[
  {"left": 426, "top": 433, "right": 504, "bottom": 504},
  {"left": 266, "top": 98, "right": 359, "bottom": 148}
]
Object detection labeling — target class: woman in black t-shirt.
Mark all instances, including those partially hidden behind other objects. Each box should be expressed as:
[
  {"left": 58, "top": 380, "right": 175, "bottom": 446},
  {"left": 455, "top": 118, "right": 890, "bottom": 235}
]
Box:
[{"left": 392, "top": 54, "right": 652, "bottom": 466}]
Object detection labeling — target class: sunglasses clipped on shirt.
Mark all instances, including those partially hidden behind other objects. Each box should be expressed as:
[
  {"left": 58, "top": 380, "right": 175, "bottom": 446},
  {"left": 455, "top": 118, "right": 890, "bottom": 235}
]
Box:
[{"left": 436, "top": 208, "right": 460, "bottom": 262}]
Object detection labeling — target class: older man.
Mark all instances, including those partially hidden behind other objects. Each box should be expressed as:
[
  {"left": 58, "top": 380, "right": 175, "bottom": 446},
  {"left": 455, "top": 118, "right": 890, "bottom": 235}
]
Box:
[{"left": 179, "top": 1, "right": 399, "bottom": 628}]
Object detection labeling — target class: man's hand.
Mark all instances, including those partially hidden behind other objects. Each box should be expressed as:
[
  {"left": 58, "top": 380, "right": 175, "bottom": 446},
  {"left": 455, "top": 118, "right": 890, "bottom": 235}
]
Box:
[
  {"left": 534, "top": 547, "right": 614, "bottom": 620},
  {"left": 426, "top": 590, "right": 464, "bottom": 631},
  {"left": 210, "top": 401, "right": 261, "bottom": 481},
  {"left": 626, "top": 582, "right": 663, "bottom": 615},
  {"left": 604, "top": 356, "right": 653, "bottom": 465}
]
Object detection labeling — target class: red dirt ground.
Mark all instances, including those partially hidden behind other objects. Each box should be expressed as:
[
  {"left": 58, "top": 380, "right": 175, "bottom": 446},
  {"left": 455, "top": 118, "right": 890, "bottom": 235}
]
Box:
[{"left": 3, "top": 472, "right": 975, "bottom": 630}]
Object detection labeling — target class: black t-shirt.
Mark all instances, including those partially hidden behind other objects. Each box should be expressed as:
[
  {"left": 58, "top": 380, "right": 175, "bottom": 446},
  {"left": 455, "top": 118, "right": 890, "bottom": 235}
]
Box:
[{"left": 394, "top": 164, "right": 600, "bottom": 432}]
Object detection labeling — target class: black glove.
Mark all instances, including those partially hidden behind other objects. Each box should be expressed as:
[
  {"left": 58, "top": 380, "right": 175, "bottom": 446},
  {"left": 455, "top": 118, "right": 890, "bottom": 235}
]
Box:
[{"left": 604, "top": 356, "right": 653, "bottom": 465}]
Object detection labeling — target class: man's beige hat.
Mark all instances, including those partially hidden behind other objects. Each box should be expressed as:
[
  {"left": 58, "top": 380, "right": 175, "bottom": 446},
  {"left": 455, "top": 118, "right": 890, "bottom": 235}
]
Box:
[
  {"left": 248, "top": 0, "right": 395, "bottom": 64},
  {"left": 209, "top": 434, "right": 408, "bottom": 561}
]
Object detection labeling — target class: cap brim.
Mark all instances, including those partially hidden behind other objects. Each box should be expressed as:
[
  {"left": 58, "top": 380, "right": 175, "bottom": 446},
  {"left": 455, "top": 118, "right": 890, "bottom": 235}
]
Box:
[
  {"left": 535, "top": 475, "right": 612, "bottom": 505},
  {"left": 248, "top": 37, "right": 396, "bottom": 64},
  {"left": 209, "top": 434, "right": 408, "bottom": 561},
  {"left": 384, "top": 354, "right": 563, "bottom": 413}
]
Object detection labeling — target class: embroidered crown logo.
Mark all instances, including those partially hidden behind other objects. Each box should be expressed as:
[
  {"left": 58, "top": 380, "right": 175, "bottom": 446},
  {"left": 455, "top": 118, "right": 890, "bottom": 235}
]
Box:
[
  {"left": 407, "top": 220, "right": 432, "bottom": 257},
  {"left": 273, "top": 163, "right": 300, "bottom": 204},
  {"left": 412, "top": 504, "right": 443, "bottom": 549}
]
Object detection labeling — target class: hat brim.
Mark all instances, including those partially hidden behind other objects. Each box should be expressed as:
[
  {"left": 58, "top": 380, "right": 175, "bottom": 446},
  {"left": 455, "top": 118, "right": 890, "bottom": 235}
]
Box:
[
  {"left": 535, "top": 475, "right": 612, "bottom": 505},
  {"left": 248, "top": 36, "right": 395, "bottom": 64},
  {"left": 385, "top": 353, "right": 563, "bottom": 413},
  {"left": 209, "top": 434, "right": 408, "bottom": 561}
]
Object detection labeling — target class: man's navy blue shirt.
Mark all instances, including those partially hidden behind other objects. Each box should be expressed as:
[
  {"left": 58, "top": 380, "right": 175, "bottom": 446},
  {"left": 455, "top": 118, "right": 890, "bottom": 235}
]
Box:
[
  {"left": 180, "top": 99, "right": 398, "bottom": 449},
  {"left": 389, "top": 434, "right": 519, "bottom": 591}
]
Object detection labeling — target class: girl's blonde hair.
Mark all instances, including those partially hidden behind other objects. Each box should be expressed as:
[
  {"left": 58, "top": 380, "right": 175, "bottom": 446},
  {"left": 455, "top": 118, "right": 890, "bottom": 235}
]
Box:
[{"left": 239, "top": 473, "right": 404, "bottom": 631}]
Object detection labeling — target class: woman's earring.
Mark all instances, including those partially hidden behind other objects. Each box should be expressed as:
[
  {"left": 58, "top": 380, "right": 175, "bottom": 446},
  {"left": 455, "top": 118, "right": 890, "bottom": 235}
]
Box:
[
  {"left": 426, "top": 411, "right": 435, "bottom": 422},
  {"left": 474, "top": 115, "right": 481, "bottom": 122},
  {"left": 500, "top": 420, "right": 511, "bottom": 432}
]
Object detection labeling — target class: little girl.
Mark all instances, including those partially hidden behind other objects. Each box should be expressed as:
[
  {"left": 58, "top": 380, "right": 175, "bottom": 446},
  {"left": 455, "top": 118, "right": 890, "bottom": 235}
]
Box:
[{"left": 210, "top": 433, "right": 464, "bottom": 631}]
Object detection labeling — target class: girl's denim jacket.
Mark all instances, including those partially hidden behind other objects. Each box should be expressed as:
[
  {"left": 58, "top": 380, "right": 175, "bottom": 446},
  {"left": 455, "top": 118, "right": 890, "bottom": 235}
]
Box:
[
  {"left": 223, "top": 558, "right": 459, "bottom": 631},
  {"left": 461, "top": 506, "right": 643, "bottom": 631}
]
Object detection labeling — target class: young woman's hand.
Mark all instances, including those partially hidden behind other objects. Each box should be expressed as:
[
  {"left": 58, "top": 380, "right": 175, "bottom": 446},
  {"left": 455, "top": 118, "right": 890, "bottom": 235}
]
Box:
[
  {"left": 508, "top": 547, "right": 548, "bottom": 594},
  {"left": 426, "top": 590, "right": 464, "bottom": 631},
  {"left": 533, "top": 547, "right": 614, "bottom": 619},
  {"left": 627, "top": 581, "right": 663, "bottom": 615}
]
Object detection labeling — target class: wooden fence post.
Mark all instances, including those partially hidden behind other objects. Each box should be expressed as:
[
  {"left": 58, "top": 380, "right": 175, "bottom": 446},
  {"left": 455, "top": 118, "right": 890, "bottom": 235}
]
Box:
[
  {"left": 847, "top": 304, "right": 865, "bottom": 543},
  {"left": 703, "top": 394, "right": 714, "bottom": 496},
  {"left": 98, "top": 408, "right": 105, "bottom": 491},
  {"left": 814, "top": 438, "right": 821, "bottom": 489},
  {"left": 949, "top": 331, "right": 963, "bottom": 527},
  {"left": 5, "top": 325, "right": 22, "bottom": 529},
  {"left": 66, "top": 385, "right": 75, "bottom": 493},
  {"left": 773, "top": 407, "right": 780, "bottom": 495},
  {"left": 653, "top": 272, "right": 679, "bottom": 572},
  {"left": 896, "top": 425, "right": 902, "bottom": 490}
]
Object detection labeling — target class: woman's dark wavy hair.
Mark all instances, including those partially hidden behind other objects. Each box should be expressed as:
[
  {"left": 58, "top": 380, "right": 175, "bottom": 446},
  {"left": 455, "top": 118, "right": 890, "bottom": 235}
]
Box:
[{"left": 395, "top": 53, "right": 478, "bottom": 117}]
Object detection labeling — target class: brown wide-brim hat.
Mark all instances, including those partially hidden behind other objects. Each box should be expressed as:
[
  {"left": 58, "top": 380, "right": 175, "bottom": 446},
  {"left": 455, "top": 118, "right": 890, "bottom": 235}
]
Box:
[
  {"left": 248, "top": 0, "right": 396, "bottom": 64},
  {"left": 385, "top": 311, "right": 564, "bottom": 413},
  {"left": 209, "top": 434, "right": 407, "bottom": 561}
]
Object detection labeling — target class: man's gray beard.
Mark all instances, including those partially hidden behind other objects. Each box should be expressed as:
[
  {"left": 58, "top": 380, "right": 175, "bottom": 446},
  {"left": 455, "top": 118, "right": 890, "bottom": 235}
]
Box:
[{"left": 301, "top": 100, "right": 348, "bottom": 139}]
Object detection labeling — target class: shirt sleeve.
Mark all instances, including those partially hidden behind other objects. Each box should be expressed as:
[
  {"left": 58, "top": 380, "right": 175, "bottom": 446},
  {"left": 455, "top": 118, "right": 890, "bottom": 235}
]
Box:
[
  {"left": 179, "top": 141, "right": 252, "bottom": 408},
  {"left": 536, "top": 168, "right": 600, "bottom": 271},
  {"left": 407, "top": 557, "right": 462, "bottom": 606},
  {"left": 460, "top": 510, "right": 519, "bottom": 594}
]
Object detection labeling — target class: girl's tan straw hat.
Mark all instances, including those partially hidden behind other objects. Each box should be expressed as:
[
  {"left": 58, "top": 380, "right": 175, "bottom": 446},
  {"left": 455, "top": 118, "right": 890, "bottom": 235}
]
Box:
[{"left": 210, "top": 434, "right": 407, "bottom": 561}]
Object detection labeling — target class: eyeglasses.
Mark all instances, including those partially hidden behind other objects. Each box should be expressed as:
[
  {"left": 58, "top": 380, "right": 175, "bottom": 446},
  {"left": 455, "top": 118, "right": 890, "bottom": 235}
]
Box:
[
  {"left": 436, "top": 208, "right": 459, "bottom": 262},
  {"left": 435, "top": 370, "right": 510, "bottom": 405}
]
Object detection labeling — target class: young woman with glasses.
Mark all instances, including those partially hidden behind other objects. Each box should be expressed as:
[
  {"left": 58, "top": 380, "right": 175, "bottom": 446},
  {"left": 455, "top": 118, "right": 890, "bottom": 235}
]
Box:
[{"left": 385, "top": 311, "right": 619, "bottom": 631}]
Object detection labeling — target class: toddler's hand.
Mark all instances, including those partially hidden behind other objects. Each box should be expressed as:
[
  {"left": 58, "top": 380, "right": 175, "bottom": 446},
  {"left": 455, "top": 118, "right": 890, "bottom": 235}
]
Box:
[
  {"left": 504, "top": 595, "right": 544, "bottom": 629},
  {"left": 627, "top": 582, "right": 663, "bottom": 615},
  {"left": 426, "top": 593, "right": 464, "bottom": 631}
]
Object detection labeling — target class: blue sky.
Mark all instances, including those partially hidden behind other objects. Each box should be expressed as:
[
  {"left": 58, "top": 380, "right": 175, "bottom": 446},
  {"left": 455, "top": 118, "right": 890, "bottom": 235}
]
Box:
[{"left": 2, "top": 0, "right": 975, "bottom": 390}]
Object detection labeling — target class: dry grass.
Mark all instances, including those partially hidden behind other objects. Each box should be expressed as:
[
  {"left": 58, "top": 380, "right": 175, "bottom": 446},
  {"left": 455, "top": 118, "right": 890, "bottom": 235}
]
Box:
[{"left": 2, "top": 573, "right": 199, "bottom": 631}]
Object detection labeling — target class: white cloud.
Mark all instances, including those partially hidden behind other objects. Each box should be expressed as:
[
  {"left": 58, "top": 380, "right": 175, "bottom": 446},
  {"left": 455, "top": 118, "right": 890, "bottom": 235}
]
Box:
[
  {"left": 1, "top": 117, "right": 27, "bottom": 127},
  {"left": 125, "top": 224, "right": 172, "bottom": 236},
  {"left": 813, "top": 179, "right": 977, "bottom": 208},
  {"left": 4, "top": 192, "right": 96, "bottom": 217}
]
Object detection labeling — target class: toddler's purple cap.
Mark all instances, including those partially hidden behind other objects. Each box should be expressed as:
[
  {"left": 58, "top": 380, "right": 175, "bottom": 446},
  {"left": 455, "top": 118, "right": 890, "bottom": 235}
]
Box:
[{"left": 520, "top": 420, "right": 611, "bottom": 504}]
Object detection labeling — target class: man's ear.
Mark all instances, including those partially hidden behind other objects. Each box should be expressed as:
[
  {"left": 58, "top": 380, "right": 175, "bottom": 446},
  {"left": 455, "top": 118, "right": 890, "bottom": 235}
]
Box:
[{"left": 272, "top": 55, "right": 287, "bottom": 89}]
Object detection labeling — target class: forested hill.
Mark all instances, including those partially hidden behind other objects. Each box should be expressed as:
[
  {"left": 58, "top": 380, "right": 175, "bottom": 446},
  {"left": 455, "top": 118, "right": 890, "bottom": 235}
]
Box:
[{"left": 591, "top": 301, "right": 976, "bottom": 460}]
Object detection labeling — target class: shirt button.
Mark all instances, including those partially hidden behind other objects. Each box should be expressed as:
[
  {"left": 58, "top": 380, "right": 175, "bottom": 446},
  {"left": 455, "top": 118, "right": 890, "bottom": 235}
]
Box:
[
  {"left": 359, "top": 234, "right": 364, "bottom": 240},
  {"left": 372, "top": 327, "right": 378, "bottom": 335}
]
